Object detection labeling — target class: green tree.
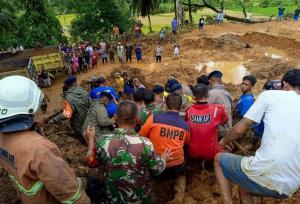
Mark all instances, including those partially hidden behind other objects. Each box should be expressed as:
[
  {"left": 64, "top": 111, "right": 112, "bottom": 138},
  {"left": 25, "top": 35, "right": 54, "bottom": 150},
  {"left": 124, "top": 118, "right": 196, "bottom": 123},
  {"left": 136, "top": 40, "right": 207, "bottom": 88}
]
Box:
[
  {"left": 71, "top": 0, "right": 134, "bottom": 42},
  {"left": 17, "top": 0, "right": 63, "bottom": 48},
  {"left": 132, "top": 0, "right": 159, "bottom": 32},
  {"left": 0, "top": 0, "right": 16, "bottom": 32}
]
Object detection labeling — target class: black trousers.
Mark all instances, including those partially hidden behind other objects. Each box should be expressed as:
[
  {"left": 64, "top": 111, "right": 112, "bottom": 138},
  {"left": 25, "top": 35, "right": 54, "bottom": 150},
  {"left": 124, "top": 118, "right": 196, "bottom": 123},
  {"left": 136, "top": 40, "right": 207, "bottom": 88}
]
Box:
[{"left": 156, "top": 56, "right": 162, "bottom": 62}]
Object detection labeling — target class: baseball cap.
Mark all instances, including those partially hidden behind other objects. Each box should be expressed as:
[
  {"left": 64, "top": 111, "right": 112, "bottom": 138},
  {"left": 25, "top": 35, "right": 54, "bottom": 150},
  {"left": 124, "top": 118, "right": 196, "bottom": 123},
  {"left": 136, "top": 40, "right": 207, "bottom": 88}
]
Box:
[{"left": 169, "top": 83, "right": 182, "bottom": 93}]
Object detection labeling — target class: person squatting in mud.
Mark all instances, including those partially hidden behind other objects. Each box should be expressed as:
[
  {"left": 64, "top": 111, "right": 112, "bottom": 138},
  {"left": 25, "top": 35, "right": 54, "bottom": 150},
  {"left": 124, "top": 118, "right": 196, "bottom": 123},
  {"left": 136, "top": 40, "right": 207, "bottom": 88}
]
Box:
[{"left": 2, "top": 69, "right": 300, "bottom": 204}]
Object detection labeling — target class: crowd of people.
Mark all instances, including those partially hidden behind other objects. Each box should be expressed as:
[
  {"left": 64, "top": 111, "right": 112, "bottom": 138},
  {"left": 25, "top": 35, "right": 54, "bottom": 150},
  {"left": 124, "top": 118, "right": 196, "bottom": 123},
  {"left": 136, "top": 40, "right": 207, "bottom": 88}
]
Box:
[{"left": 1, "top": 65, "right": 300, "bottom": 204}]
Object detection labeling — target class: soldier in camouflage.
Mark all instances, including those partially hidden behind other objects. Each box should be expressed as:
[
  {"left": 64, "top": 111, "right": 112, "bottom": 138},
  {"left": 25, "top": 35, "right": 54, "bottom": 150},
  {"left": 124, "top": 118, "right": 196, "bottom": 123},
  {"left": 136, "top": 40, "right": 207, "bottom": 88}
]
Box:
[
  {"left": 138, "top": 89, "right": 160, "bottom": 125},
  {"left": 85, "top": 101, "right": 172, "bottom": 204}
]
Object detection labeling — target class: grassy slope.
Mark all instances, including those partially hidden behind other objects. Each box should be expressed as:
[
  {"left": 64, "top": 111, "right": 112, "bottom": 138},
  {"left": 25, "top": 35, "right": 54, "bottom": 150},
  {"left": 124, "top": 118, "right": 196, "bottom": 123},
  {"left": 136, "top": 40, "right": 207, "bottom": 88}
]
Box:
[
  {"left": 56, "top": 5, "right": 298, "bottom": 34},
  {"left": 232, "top": 6, "right": 298, "bottom": 16}
]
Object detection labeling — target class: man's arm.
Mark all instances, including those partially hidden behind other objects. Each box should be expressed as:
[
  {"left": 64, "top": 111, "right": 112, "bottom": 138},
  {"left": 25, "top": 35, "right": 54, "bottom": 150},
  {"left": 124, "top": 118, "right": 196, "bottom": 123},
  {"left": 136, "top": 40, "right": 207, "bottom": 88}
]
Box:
[
  {"left": 145, "top": 141, "right": 167, "bottom": 176},
  {"left": 50, "top": 100, "right": 73, "bottom": 124},
  {"left": 220, "top": 118, "right": 254, "bottom": 145},
  {"left": 32, "top": 147, "right": 90, "bottom": 203},
  {"left": 96, "top": 106, "right": 115, "bottom": 127}
]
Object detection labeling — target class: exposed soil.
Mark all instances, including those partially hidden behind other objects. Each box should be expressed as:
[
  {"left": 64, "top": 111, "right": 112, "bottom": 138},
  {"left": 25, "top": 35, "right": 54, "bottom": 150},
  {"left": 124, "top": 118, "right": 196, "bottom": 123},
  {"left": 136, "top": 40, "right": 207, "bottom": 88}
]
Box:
[{"left": 1, "top": 21, "right": 300, "bottom": 204}]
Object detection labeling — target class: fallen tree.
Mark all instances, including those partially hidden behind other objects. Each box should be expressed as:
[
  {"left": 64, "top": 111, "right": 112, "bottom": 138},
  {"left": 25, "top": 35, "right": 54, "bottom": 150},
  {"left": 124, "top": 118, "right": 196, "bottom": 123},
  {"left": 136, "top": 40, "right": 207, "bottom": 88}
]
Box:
[{"left": 182, "top": 0, "right": 273, "bottom": 24}]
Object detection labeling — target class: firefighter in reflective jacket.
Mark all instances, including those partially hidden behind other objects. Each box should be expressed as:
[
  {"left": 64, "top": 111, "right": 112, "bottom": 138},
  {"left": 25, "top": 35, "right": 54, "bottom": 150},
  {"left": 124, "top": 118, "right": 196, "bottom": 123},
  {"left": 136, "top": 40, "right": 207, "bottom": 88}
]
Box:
[{"left": 0, "top": 76, "right": 90, "bottom": 204}]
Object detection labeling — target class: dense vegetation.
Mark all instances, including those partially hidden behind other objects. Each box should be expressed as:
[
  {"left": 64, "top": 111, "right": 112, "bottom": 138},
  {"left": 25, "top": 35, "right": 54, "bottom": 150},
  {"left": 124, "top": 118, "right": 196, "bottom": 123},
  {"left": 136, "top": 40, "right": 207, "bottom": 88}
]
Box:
[
  {"left": 0, "top": 0, "right": 63, "bottom": 49},
  {"left": 0, "top": 0, "right": 299, "bottom": 49}
]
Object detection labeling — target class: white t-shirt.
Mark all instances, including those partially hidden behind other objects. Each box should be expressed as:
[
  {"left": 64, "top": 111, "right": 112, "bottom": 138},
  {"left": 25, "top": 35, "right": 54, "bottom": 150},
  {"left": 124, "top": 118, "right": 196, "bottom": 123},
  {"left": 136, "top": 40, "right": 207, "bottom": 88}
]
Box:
[
  {"left": 174, "top": 47, "right": 180, "bottom": 55},
  {"left": 242, "top": 90, "right": 300, "bottom": 197}
]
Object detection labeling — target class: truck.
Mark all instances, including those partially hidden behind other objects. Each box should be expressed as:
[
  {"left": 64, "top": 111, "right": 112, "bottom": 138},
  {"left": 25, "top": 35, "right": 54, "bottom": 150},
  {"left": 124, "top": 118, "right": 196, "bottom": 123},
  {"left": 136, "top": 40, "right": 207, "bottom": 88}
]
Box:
[{"left": 0, "top": 46, "right": 66, "bottom": 82}]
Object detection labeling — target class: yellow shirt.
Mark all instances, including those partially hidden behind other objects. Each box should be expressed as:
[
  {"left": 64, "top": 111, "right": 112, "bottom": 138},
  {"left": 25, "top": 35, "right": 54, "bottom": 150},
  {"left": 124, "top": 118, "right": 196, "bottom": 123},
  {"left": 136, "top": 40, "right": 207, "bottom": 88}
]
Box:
[{"left": 116, "top": 77, "right": 124, "bottom": 93}]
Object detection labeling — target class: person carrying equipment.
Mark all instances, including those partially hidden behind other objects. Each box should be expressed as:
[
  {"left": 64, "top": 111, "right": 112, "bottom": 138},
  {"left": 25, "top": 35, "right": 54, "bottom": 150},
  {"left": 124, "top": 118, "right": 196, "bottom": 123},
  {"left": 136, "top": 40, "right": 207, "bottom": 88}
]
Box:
[
  {"left": 0, "top": 76, "right": 90, "bottom": 204},
  {"left": 50, "top": 76, "right": 92, "bottom": 145}
]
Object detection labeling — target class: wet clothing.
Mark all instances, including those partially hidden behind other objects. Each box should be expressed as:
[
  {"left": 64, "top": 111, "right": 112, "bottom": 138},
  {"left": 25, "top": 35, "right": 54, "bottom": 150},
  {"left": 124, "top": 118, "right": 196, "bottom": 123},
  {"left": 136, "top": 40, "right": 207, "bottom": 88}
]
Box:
[
  {"left": 82, "top": 101, "right": 114, "bottom": 140},
  {"left": 242, "top": 90, "right": 300, "bottom": 197},
  {"left": 186, "top": 103, "right": 228, "bottom": 160},
  {"left": 90, "top": 128, "right": 166, "bottom": 204},
  {"left": 140, "top": 112, "right": 190, "bottom": 167},
  {"left": 236, "top": 93, "right": 255, "bottom": 118},
  {"left": 220, "top": 153, "right": 288, "bottom": 198},
  {"left": 138, "top": 104, "right": 160, "bottom": 125},
  {"left": 0, "top": 131, "right": 90, "bottom": 204},
  {"left": 125, "top": 45, "right": 133, "bottom": 62}
]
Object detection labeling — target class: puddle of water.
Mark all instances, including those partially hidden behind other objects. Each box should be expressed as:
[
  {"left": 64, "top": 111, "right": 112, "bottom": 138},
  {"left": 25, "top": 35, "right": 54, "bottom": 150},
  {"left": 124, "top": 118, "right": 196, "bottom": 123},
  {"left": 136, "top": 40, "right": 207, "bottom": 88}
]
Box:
[
  {"left": 264, "top": 47, "right": 288, "bottom": 59},
  {"left": 195, "top": 61, "right": 249, "bottom": 85}
]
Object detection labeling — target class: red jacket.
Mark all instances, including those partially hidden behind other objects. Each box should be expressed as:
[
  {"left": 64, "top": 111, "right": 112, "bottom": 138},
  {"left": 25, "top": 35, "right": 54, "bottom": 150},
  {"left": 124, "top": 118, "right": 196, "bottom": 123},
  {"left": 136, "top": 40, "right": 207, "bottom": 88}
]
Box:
[{"left": 186, "top": 103, "right": 228, "bottom": 160}]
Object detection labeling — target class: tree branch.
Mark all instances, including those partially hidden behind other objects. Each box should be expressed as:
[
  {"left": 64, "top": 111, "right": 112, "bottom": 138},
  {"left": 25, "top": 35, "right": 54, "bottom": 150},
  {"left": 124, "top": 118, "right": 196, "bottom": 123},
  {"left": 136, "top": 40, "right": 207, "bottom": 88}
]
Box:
[{"left": 182, "top": 0, "right": 270, "bottom": 24}]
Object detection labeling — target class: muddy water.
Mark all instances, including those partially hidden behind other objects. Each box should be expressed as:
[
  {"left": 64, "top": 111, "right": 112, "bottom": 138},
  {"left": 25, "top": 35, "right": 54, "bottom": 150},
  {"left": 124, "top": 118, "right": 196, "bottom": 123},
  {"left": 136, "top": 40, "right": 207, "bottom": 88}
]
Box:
[
  {"left": 264, "top": 47, "right": 289, "bottom": 59},
  {"left": 195, "top": 61, "right": 249, "bottom": 85}
]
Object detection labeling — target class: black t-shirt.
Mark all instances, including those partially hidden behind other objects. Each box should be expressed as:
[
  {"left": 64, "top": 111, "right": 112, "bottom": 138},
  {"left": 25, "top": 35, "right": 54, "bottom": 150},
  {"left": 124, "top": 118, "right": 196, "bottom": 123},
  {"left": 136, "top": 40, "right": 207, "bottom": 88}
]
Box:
[{"left": 295, "top": 9, "right": 300, "bottom": 16}]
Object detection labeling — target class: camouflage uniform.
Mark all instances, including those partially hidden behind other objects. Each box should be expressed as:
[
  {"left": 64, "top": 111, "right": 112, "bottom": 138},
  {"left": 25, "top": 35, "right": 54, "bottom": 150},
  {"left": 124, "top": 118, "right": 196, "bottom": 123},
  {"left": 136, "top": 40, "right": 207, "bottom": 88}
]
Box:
[
  {"left": 138, "top": 104, "right": 159, "bottom": 125},
  {"left": 95, "top": 128, "right": 166, "bottom": 204}
]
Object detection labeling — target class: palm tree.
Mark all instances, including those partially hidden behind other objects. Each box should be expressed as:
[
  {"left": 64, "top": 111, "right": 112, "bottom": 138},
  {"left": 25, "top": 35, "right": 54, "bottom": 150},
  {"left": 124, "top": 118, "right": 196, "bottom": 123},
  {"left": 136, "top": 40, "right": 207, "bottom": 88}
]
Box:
[{"left": 131, "top": 0, "right": 157, "bottom": 32}]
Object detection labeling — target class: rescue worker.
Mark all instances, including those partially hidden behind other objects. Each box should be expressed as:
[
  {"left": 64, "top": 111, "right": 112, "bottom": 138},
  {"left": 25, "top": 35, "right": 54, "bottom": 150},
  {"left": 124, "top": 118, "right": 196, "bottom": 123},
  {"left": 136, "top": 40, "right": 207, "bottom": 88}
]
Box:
[
  {"left": 138, "top": 89, "right": 159, "bottom": 126},
  {"left": 50, "top": 76, "right": 92, "bottom": 145},
  {"left": 152, "top": 85, "right": 165, "bottom": 111},
  {"left": 85, "top": 101, "right": 171, "bottom": 204},
  {"left": 208, "top": 70, "right": 232, "bottom": 137},
  {"left": 0, "top": 76, "right": 90, "bottom": 204},
  {"left": 82, "top": 92, "right": 115, "bottom": 141},
  {"left": 186, "top": 84, "right": 229, "bottom": 161},
  {"left": 90, "top": 76, "right": 118, "bottom": 118},
  {"left": 140, "top": 92, "right": 190, "bottom": 204},
  {"left": 169, "top": 82, "right": 193, "bottom": 117}
]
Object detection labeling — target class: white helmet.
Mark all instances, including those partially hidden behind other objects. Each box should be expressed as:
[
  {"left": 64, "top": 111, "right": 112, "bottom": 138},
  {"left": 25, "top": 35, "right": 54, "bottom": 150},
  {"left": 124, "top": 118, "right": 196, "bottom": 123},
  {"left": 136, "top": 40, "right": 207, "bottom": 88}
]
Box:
[{"left": 0, "top": 76, "right": 44, "bottom": 120}]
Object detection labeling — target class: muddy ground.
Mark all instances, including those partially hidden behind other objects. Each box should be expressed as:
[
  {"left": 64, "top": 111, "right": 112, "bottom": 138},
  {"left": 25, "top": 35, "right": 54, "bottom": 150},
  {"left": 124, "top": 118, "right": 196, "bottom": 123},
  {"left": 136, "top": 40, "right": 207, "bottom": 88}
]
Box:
[{"left": 1, "top": 21, "right": 300, "bottom": 204}]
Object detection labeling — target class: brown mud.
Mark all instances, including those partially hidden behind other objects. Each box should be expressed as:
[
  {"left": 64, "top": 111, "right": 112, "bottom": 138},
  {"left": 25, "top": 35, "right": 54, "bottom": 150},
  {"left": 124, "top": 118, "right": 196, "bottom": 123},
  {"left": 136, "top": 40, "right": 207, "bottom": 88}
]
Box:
[{"left": 1, "top": 21, "right": 300, "bottom": 204}]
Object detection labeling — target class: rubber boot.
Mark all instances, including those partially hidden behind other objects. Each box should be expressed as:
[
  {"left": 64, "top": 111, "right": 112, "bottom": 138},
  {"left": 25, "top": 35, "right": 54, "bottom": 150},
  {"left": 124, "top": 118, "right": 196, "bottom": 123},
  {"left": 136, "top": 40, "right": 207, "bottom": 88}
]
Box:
[{"left": 168, "top": 175, "right": 186, "bottom": 204}]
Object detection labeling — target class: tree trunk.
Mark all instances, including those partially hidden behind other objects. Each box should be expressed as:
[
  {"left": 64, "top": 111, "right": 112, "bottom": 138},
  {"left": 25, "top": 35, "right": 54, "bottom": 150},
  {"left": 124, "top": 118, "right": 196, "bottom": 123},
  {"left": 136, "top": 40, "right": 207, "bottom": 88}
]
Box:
[
  {"left": 176, "top": 0, "right": 184, "bottom": 25},
  {"left": 147, "top": 12, "right": 152, "bottom": 32},
  {"left": 174, "top": 0, "right": 177, "bottom": 18},
  {"left": 188, "top": 0, "right": 193, "bottom": 25},
  {"left": 182, "top": 0, "right": 271, "bottom": 24}
]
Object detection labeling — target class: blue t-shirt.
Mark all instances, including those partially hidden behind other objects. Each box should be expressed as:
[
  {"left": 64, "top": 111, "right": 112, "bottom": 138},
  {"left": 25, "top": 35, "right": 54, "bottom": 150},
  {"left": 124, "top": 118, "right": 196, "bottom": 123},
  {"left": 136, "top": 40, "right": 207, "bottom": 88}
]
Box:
[
  {"left": 236, "top": 93, "right": 255, "bottom": 118},
  {"left": 278, "top": 7, "right": 285, "bottom": 15},
  {"left": 90, "top": 86, "right": 119, "bottom": 117}
]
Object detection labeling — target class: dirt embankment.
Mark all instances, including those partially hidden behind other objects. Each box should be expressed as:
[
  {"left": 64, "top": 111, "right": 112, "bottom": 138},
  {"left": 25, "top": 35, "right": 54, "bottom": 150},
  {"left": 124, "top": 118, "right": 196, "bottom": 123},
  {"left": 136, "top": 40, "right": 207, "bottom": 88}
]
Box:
[{"left": 1, "top": 22, "right": 300, "bottom": 204}]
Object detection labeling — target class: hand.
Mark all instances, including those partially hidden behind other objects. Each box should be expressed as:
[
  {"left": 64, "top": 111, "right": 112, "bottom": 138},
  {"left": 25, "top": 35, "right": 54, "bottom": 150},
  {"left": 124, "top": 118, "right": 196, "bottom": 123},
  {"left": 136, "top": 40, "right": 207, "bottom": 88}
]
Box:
[
  {"left": 161, "top": 149, "right": 173, "bottom": 161},
  {"left": 219, "top": 138, "right": 226, "bottom": 146},
  {"left": 85, "top": 125, "right": 95, "bottom": 143},
  {"left": 48, "top": 118, "right": 55, "bottom": 125}
]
